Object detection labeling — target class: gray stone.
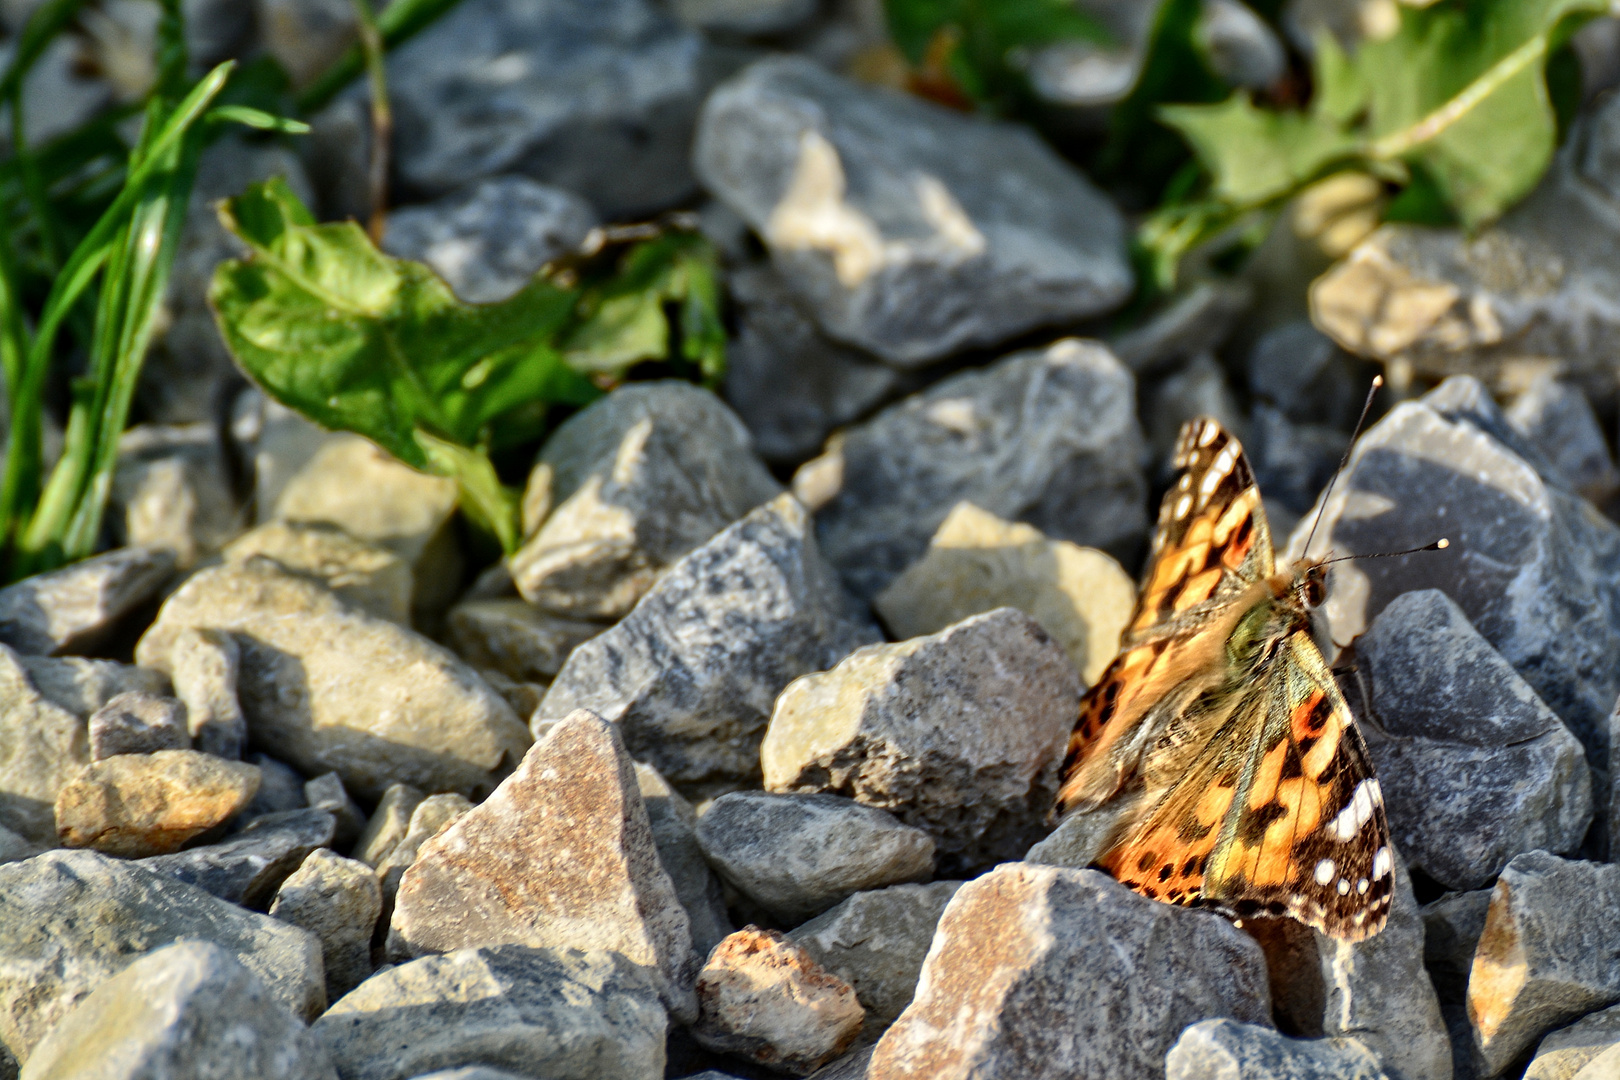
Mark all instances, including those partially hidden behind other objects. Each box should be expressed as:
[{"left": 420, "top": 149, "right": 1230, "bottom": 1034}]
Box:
[
  {"left": 18, "top": 941, "right": 337, "bottom": 1080},
  {"left": 86, "top": 691, "right": 188, "bottom": 760},
  {"left": 789, "top": 882, "right": 963, "bottom": 1034},
  {"left": 671, "top": 0, "right": 815, "bottom": 34},
  {"left": 0, "top": 850, "right": 326, "bottom": 1061},
  {"left": 111, "top": 423, "right": 243, "bottom": 568},
  {"left": 695, "top": 57, "right": 1131, "bottom": 366},
  {"left": 1145, "top": 352, "right": 1248, "bottom": 466},
  {"left": 1110, "top": 279, "right": 1253, "bottom": 376},
  {"left": 698, "top": 793, "right": 935, "bottom": 926},
  {"left": 1468, "top": 852, "right": 1620, "bottom": 1075},
  {"left": 1283, "top": 379, "right": 1620, "bottom": 769},
  {"left": 390, "top": 711, "right": 697, "bottom": 1020},
  {"left": 810, "top": 1047, "right": 874, "bottom": 1080},
  {"left": 388, "top": 0, "right": 705, "bottom": 217},
  {"left": 0, "top": 546, "right": 174, "bottom": 657},
  {"left": 55, "top": 751, "right": 262, "bottom": 859},
  {"left": 1021, "top": 0, "right": 1159, "bottom": 108},
  {"left": 1247, "top": 319, "right": 1370, "bottom": 428},
  {"left": 312, "top": 946, "right": 667, "bottom": 1080},
  {"left": 270, "top": 848, "right": 382, "bottom": 1001},
  {"left": 18, "top": 654, "right": 168, "bottom": 725},
  {"left": 1165, "top": 1019, "right": 1389, "bottom": 1080},
  {"left": 240, "top": 753, "right": 309, "bottom": 824},
  {"left": 167, "top": 628, "right": 247, "bottom": 759},
  {"left": 1197, "top": 0, "right": 1288, "bottom": 89},
  {"left": 374, "top": 794, "right": 474, "bottom": 908},
  {"left": 445, "top": 600, "right": 601, "bottom": 685},
  {"left": 222, "top": 521, "right": 414, "bottom": 625},
  {"left": 510, "top": 382, "right": 782, "bottom": 621},
  {"left": 1507, "top": 377, "right": 1620, "bottom": 506},
  {"left": 136, "top": 557, "right": 531, "bottom": 803},
  {"left": 1423, "top": 889, "right": 1495, "bottom": 1004},
  {"left": 722, "top": 262, "right": 903, "bottom": 466},
  {"left": 257, "top": 0, "right": 362, "bottom": 89},
  {"left": 694, "top": 928, "right": 865, "bottom": 1076},
  {"left": 405, "top": 1071, "right": 533, "bottom": 1080},
  {"left": 799, "top": 338, "right": 1147, "bottom": 599},
  {"left": 1355, "top": 590, "right": 1592, "bottom": 890},
  {"left": 1528, "top": 1003, "right": 1620, "bottom": 1080},
  {"left": 1246, "top": 406, "right": 1348, "bottom": 523},
  {"left": 0, "top": 826, "right": 38, "bottom": 865},
  {"left": 635, "top": 762, "right": 732, "bottom": 957},
  {"left": 763, "top": 608, "right": 1079, "bottom": 873},
  {"left": 383, "top": 176, "right": 597, "bottom": 304},
  {"left": 140, "top": 808, "right": 337, "bottom": 908},
  {"left": 304, "top": 772, "right": 364, "bottom": 852},
  {"left": 537, "top": 494, "right": 880, "bottom": 789},
  {"left": 867, "top": 863, "right": 1271, "bottom": 1080},
  {"left": 353, "top": 783, "right": 425, "bottom": 867}
]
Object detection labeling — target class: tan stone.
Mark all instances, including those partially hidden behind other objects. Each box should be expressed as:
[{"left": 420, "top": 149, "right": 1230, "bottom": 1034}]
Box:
[
  {"left": 223, "top": 520, "right": 413, "bottom": 624},
  {"left": 446, "top": 599, "right": 602, "bottom": 683},
  {"left": 352, "top": 783, "right": 424, "bottom": 867},
  {"left": 55, "top": 750, "right": 261, "bottom": 857},
  {"left": 375, "top": 793, "right": 473, "bottom": 906},
  {"left": 873, "top": 502, "right": 1134, "bottom": 686},
  {"left": 694, "top": 927, "right": 864, "bottom": 1076}
]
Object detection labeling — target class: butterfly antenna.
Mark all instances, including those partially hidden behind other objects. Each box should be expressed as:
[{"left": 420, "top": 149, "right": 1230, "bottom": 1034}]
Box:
[
  {"left": 1320, "top": 538, "right": 1450, "bottom": 566},
  {"left": 1302, "top": 375, "right": 1384, "bottom": 562}
]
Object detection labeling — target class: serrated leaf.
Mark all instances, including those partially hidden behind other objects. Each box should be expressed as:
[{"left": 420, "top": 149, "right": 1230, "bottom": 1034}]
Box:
[{"left": 1160, "top": 94, "right": 1359, "bottom": 204}]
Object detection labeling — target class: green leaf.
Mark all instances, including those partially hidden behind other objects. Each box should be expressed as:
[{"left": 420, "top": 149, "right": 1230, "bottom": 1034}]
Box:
[{"left": 1160, "top": 94, "right": 1360, "bottom": 205}]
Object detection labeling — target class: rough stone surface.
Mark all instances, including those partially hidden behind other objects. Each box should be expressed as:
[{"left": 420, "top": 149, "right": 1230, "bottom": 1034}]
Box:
[
  {"left": 387, "top": 0, "right": 705, "bottom": 217},
  {"left": 390, "top": 711, "right": 697, "bottom": 1020},
  {"left": 86, "top": 691, "right": 188, "bottom": 760},
  {"left": 721, "top": 262, "right": 902, "bottom": 466},
  {"left": 1423, "top": 889, "right": 1495, "bottom": 1004},
  {"left": 1527, "top": 1003, "right": 1620, "bottom": 1080},
  {"left": 1355, "top": 590, "right": 1592, "bottom": 890},
  {"left": 697, "top": 792, "right": 935, "bottom": 925},
  {"left": 304, "top": 772, "right": 365, "bottom": 852},
  {"left": 270, "top": 848, "right": 382, "bottom": 1001},
  {"left": 694, "top": 928, "right": 865, "bottom": 1076},
  {"left": 1468, "top": 852, "right": 1620, "bottom": 1075},
  {"left": 789, "top": 882, "right": 963, "bottom": 1034},
  {"left": 0, "top": 826, "right": 38, "bottom": 865},
  {"left": 1506, "top": 377, "right": 1620, "bottom": 506},
  {"left": 671, "top": 0, "right": 815, "bottom": 34},
  {"left": 635, "top": 762, "right": 732, "bottom": 958},
  {"left": 168, "top": 627, "right": 247, "bottom": 759},
  {"left": 139, "top": 808, "right": 336, "bottom": 908},
  {"left": 136, "top": 557, "right": 530, "bottom": 803},
  {"left": 18, "top": 940, "right": 337, "bottom": 1080},
  {"left": 240, "top": 753, "right": 309, "bottom": 824},
  {"left": 445, "top": 600, "right": 602, "bottom": 685},
  {"left": 223, "top": 520, "right": 414, "bottom": 625},
  {"left": 763, "top": 608, "right": 1079, "bottom": 872},
  {"left": 354, "top": 783, "right": 425, "bottom": 867},
  {"left": 0, "top": 546, "right": 174, "bottom": 657},
  {"left": 312, "top": 945, "right": 667, "bottom": 1080},
  {"left": 537, "top": 494, "right": 880, "bottom": 789},
  {"left": 873, "top": 502, "right": 1134, "bottom": 686},
  {"left": 55, "top": 750, "right": 261, "bottom": 858},
  {"left": 375, "top": 794, "right": 473, "bottom": 907},
  {"left": 510, "top": 382, "right": 782, "bottom": 621},
  {"left": 1165, "top": 1020, "right": 1389, "bottom": 1080},
  {"left": 110, "top": 423, "right": 242, "bottom": 569},
  {"left": 867, "top": 863, "right": 1271, "bottom": 1080},
  {"left": 800, "top": 338, "right": 1146, "bottom": 600},
  {"left": 0, "top": 850, "right": 326, "bottom": 1061},
  {"left": 695, "top": 57, "right": 1131, "bottom": 366},
  {"left": 383, "top": 176, "right": 597, "bottom": 304},
  {"left": 1283, "top": 379, "right": 1620, "bottom": 770}
]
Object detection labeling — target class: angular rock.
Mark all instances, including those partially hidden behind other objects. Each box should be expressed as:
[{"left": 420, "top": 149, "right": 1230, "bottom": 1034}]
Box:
[
  {"left": 635, "top": 762, "right": 733, "bottom": 958},
  {"left": 1527, "top": 1003, "right": 1620, "bottom": 1080},
  {"left": 387, "top": 0, "right": 705, "bottom": 217},
  {"left": 0, "top": 546, "right": 175, "bottom": 657},
  {"left": 135, "top": 557, "right": 530, "bottom": 802},
  {"left": 697, "top": 792, "right": 935, "bottom": 926},
  {"left": 353, "top": 783, "right": 426, "bottom": 867},
  {"left": 404, "top": 1071, "right": 534, "bottom": 1080},
  {"left": 223, "top": 520, "right": 414, "bottom": 625},
  {"left": 1572, "top": 1044, "right": 1620, "bottom": 1078},
  {"left": 86, "top": 691, "right": 188, "bottom": 760},
  {"left": 375, "top": 794, "right": 473, "bottom": 907},
  {"left": 1283, "top": 379, "right": 1620, "bottom": 768},
  {"left": 1469, "top": 852, "right": 1620, "bottom": 1075},
  {"left": 312, "top": 946, "right": 667, "bottom": 1080},
  {"left": 390, "top": 711, "right": 697, "bottom": 1020},
  {"left": 800, "top": 338, "right": 1147, "bottom": 599},
  {"left": 270, "top": 848, "right": 382, "bottom": 1001},
  {"left": 304, "top": 772, "right": 364, "bottom": 851},
  {"left": 1245, "top": 406, "right": 1349, "bottom": 527},
  {"left": 19, "top": 654, "right": 170, "bottom": 723},
  {"left": 868, "top": 864, "right": 1271, "bottom": 1080},
  {"left": 19, "top": 940, "right": 337, "bottom": 1080},
  {"left": 1355, "top": 590, "right": 1592, "bottom": 890},
  {"left": 1423, "top": 889, "right": 1495, "bottom": 1004},
  {"left": 1506, "top": 377, "right": 1620, "bottom": 506},
  {"left": 476, "top": 669, "right": 547, "bottom": 727},
  {"left": 241, "top": 753, "right": 309, "bottom": 823},
  {"left": 168, "top": 627, "right": 248, "bottom": 759},
  {"left": 537, "top": 494, "right": 880, "bottom": 789},
  {"left": 873, "top": 502, "right": 1134, "bottom": 686},
  {"left": 1145, "top": 351, "right": 1248, "bottom": 465},
  {"left": 671, "top": 0, "right": 815, "bottom": 33},
  {"left": 0, "top": 826, "right": 38, "bottom": 865},
  {"left": 382, "top": 176, "right": 597, "bottom": 304},
  {"left": 694, "top": 928, "right": 864, "bottom": 1076},
  {"left": 721, "top": 262, "right": 902, "bottom": 466},
  {"left": 1110, "top": 279, "right": 1253, "bottom": 376},
  {"left": 1165, "top": 1019, "right": 1389, "bottom": 1080},
  {"left": 1246, "top": 319, "right": 1370, "bottom": 429},
  {"left": 445, "top": 600, "right": 601, "bottom": 685},
  {"left": 810, "top": 1048, "right": 874, "bottom": 1080},
  {"left": 695, "top": 57, "right": 1131, "bottom": 366},
  {"left": 110, "top": 423, "right": 242, "bottom": 568},
  {"left": 139, "top": 808, "right": 337, "bottom": 908},
  {"left": 55, "top": 750, "right": 261, "bottom": 858},
  {"left": 789, "top": 882, "right": 963, "bottom": 1033},
  {"left": 0, "top": 850, "right": 325, "bottom": 1060},
  {"left": 763, "top": 608, "right": 1079, "bottom": 872},
  {"left": 509, "top": 382, "right": 782, "bottom": 621}
]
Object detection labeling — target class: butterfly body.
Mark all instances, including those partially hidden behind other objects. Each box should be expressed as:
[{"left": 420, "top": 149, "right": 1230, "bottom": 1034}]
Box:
[{"left": 1055, "top": 417, "right": 1393, "bottom": 941}]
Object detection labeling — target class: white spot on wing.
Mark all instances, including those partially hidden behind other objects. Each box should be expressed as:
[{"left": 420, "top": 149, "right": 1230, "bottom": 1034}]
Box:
[
  {"left": 1314, "top": 859, "right": 1335, "bottom": 885},
  {"left": 1174, "top": 494, "right": 1193, "bottom": 519},
  {"left": 1371, "top": 846, "right": 1392, "bottom": 880},
  {"left": 1199, "top": 420, "right": 1220, "bottom": 446},
  {"left": 1337, "top": 878, "right": 1350, "bottom": 895}
]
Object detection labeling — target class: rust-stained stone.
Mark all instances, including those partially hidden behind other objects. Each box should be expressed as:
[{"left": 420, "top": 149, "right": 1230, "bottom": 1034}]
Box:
[
  {"left": 694, "top": 927, "right": 864, "bottom": 1076},
  {"left": 55, "top": 750, "right": 261, "bottom": 857},
  {"left": 389, "top": 709, "right": 697, "bottom": 1020}
]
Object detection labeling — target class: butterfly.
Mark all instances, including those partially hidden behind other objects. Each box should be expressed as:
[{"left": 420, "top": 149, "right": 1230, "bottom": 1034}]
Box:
[{"left": 1053, "top": 416, "right": 1393, "bottom": 941}]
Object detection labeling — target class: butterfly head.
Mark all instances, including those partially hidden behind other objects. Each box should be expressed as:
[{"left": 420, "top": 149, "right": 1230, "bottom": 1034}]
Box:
[{"left": 1295, "top": 561, "right": 1328, "bottom": 610}]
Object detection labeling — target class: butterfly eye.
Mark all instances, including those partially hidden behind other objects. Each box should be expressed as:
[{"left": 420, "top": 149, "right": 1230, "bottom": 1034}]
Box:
[{"left": 1302, "top": 573, "right": 1326, "bottom": 607}]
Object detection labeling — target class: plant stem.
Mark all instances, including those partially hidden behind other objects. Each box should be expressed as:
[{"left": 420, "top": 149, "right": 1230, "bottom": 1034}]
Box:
[
  {"left": 296, "top": 0, "right": 467, "bottom": 114},
  {"left": 1367, "top": 33, "right": 1550, "bottom": 161},
  {"left": 350, "top": 0, "right": 391, "bottom": 245}
]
